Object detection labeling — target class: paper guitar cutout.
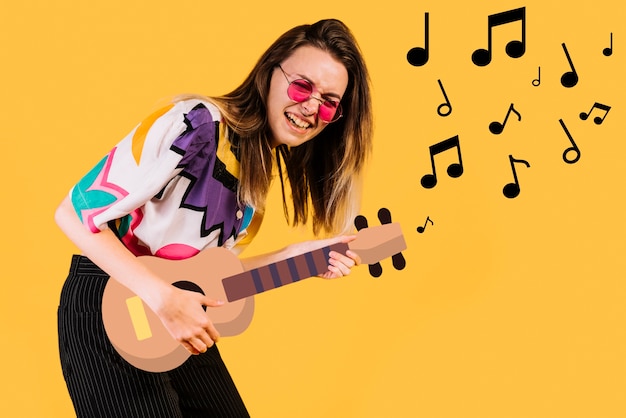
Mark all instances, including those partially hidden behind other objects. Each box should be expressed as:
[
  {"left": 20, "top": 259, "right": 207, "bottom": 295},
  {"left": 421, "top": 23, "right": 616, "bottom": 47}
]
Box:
[{"left": 102, "top": 222, "right": 407, "bottom": 372}]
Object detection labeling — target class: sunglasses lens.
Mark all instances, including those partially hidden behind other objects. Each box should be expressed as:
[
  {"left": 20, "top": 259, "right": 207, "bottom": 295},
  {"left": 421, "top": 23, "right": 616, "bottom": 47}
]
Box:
[
  {"left": 319, "top": 102, "right": 340, "bottom": 123},
  {"left": 287, "top": 80, "right": 313, "bottom": 102}
]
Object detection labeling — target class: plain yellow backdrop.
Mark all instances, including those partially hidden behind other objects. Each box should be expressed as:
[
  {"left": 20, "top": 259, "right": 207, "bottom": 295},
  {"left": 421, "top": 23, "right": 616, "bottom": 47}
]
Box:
[{"left": 1, "top": 0, "right": 625, "bottom": 416}]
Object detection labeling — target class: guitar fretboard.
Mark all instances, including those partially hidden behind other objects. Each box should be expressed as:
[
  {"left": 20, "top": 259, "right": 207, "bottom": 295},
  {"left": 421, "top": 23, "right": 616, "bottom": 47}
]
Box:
[{"left": 222, "top": 242, "right": 349, "bottom": 302}]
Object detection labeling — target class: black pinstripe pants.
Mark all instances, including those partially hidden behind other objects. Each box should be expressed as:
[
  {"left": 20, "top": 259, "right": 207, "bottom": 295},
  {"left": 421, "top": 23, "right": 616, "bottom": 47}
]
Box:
[{"left": 58, "top": 255, "right": 250, "bottom": 418}]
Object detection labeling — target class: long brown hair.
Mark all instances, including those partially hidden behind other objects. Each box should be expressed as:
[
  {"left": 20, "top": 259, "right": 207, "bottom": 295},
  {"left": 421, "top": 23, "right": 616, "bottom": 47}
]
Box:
[{"left": 209, "top": 19, "right": 373, "bottom": 235}]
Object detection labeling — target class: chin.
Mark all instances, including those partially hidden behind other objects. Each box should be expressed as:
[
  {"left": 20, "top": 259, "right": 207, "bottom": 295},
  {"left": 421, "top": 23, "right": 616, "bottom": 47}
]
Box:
[
  {"left": 277, "top": 135, "right": 311, "bottom": 148},
  {"left": 273, "top": 122, "right": 319, "bottom": 147}
]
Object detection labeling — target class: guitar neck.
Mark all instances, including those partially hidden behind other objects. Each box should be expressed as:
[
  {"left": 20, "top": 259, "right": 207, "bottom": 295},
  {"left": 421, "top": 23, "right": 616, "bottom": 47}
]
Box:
[{"left": 222, "top": 242, "right": 349, "bottom": 302}]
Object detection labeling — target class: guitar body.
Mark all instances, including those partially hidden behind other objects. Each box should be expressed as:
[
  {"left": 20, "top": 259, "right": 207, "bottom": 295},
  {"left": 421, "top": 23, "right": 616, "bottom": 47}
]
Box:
[{"left": 102, "top": 247, "right": 255, "bottom": 373}]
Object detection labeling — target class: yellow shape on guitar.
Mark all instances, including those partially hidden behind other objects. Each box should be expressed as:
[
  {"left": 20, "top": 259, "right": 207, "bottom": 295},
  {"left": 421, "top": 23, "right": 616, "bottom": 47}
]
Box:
[{"left": 125, "top": 296, "right": 153, "bottom": 341}]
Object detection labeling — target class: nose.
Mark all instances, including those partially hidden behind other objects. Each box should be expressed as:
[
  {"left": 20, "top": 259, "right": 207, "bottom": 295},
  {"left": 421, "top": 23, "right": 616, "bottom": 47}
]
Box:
[{"left": 301, "top": 96, "right": 324, "bottom": 116}]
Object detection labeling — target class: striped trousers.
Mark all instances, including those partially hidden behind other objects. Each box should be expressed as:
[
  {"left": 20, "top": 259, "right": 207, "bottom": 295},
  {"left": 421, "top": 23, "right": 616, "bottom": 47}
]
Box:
[{"left": 58, "top": 255, "right": 250, "bottom": 418}]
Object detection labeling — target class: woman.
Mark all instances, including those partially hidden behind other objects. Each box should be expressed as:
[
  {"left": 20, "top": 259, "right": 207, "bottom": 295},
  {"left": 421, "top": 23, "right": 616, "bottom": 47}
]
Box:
[{"left": 55, "top": 18, "right": 373, "bottom": 417}]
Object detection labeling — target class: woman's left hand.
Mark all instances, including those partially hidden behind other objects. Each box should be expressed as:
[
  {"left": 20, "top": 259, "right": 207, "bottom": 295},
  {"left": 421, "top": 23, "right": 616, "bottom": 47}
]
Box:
[{"left": 317, "top": 235, "right": 362, "bottom": 279}]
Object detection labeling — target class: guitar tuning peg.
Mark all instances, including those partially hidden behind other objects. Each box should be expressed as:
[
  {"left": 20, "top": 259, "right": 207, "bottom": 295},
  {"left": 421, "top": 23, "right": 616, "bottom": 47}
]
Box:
[
  {"left": 392, "top": 252, "right": 406, "bottom": 271},
  {"left": 377, "top": 207, "right": 392, "bottom": 224},
  {"left": 354, "top": 215, "right": 369, "bottom": 231}
]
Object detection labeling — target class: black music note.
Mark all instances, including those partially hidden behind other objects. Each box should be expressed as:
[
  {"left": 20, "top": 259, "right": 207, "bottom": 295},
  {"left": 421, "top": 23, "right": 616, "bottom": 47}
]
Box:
[
  {"left": 416, "top": 216, "right": 434, "bottom": 233},
  {"left": 559, "top": 119, "right": 580, "bottom": 164},
  {"left": 580, "top": 102, "right": 611, "bottom": 125},
  {"left": 489, "top": 103, "right": 521, "bottom": 135},
  {"left": 471, "top": 7, "right": 526, "bottom": 66},
  {"left": 532, "top": 66, "right": 541, "bottom": 86},
  {"left": 420, "top": 135, "right": 464, "bottom": 189},
  {"left": 560, "top": 43, "right": 578, "bottom": 88},
  {"left": 603, "top": 32, "right": 613, "bottom": 57},
  {"left": 407, "top": 12, "right": 429, "bottom": 66},
  {"left": 436, "top": 79, "right": 452, "bottom": 117},
  {"left": 503, "top": 155, "right": 530, "bottom": 199}
]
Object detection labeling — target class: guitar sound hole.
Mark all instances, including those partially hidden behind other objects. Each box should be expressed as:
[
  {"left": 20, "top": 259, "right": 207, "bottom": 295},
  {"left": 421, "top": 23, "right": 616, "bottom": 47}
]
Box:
[{"left": 172, "top": 281, "right": 207, "bottom": 312}]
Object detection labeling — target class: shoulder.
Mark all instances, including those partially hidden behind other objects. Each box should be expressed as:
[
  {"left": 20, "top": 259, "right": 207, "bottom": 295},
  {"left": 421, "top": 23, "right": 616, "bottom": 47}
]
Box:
[{"left": 171, "top": 96, "right": 222, "bottom": 124}]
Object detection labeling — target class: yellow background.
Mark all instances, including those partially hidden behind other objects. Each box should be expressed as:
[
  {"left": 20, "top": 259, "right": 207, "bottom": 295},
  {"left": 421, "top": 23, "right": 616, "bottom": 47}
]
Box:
[{"left": 1, "top": 0, "right": 625, "bottom": 416}]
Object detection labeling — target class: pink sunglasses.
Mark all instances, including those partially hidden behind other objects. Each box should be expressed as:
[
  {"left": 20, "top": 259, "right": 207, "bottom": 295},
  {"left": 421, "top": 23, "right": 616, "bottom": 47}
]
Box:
[{"left": 277, "top": 65, "right": 343, "bottom": 123}]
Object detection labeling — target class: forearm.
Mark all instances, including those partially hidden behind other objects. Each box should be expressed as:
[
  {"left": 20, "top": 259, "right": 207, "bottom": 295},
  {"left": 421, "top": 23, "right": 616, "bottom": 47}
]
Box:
[{"left": 54, "top": 195, "right": 172, "bottom": 310}]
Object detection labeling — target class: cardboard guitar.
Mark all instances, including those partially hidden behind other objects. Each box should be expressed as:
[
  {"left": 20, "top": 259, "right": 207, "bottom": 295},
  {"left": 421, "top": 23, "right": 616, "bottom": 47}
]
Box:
[{"left": 102, "top": 223, "right": 406, "bottom": 372}]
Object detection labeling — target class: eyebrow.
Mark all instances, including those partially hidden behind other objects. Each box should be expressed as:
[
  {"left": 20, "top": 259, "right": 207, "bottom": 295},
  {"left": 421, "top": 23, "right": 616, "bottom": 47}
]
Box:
[{"left": 294, "top": 73, "right": 342, "bottom": 101}]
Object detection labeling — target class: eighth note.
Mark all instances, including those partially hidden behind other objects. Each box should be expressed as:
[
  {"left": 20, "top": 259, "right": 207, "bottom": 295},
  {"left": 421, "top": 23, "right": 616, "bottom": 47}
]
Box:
[
  {"left": 560, "top": 43, "right": 579, "bottom": 88},
  {"left": 471, "top": 7, "right": 526, "bottom": 66},
  {"left": 436, "top": 79, "right": 452, "bottom": 117},
  {"left": 503, "top": 155, "right": 530, "bottom": 199},
  {"left": 416, "top": 216, "right": 434, "bottom": 233},
  {"left": 559, "top": 119, "right": 580, "bottom": 164},
  {"left": 580, "top": 102, "right": 611, "bottom": 125},
  {"left": 489, "top": 103, "right": 521, "bottom": 135},
  {"left": 420, "top": 135, "right": 464, "bottom": 189},
  {"left": 532, "top": 66, "right": 541, "bottom": 86},
  {"left": 603, "top": 32, "right": 613, "bottom": 57},
  {"left": 407, "top": 12, "right": 429, "bottom": 66}
]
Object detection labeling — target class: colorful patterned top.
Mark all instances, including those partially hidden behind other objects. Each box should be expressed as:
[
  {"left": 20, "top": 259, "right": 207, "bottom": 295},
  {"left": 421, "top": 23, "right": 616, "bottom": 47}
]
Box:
[{"left": 69, "top": 99, "right": 263, "bottom": 260}]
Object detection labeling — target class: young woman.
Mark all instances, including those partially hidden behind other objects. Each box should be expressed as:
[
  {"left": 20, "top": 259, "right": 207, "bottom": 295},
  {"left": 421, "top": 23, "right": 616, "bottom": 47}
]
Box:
[{"left": 55, "top": 18, "right": 373, "bottom": 417}]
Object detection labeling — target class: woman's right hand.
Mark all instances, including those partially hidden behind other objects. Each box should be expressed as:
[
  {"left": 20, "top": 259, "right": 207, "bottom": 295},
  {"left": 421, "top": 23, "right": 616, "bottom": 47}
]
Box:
[{"left": 150, "top": 285, "right": 224, "bottom": 355}]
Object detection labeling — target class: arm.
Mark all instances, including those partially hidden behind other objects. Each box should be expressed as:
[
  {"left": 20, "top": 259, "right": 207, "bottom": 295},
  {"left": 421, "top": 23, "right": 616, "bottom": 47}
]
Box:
[{"left": 54, "top": 195, "right": 222, "bottom": 355}]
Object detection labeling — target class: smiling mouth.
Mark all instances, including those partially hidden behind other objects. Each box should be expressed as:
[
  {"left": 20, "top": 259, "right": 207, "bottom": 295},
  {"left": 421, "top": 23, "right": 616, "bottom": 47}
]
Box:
[{"left": 285, "top": 112, "right": 312, "bottom": 129}]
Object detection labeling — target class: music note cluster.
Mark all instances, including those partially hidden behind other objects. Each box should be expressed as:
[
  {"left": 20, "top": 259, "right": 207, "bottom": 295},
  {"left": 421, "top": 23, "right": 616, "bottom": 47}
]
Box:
[{"left": 408, "top": 6, "right": 616, "bottom": 203}]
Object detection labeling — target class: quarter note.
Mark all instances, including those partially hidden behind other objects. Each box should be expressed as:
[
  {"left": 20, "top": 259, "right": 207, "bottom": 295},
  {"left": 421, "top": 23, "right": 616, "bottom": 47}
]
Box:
[
  {"left": 580, "top": 102, "right": 611, "bottom": 125},
  {"left": 603, "top": 32, "right": 613, "bottom": 56},
  {"left": 407, "top": 12, "right": 429, "bottom": 66},
  {"left": 489, "top": 103, "right": 521, "bottom": 135},
  {"left": 436, "top": 79, "right": 452, "bottom": 117},
  {"left": 559, "top": 119, "right": 580, "bottom": 164},
  {"left": 416, "top": 216, "right": 434, "bottom": 233},
  {"left": 503, "top": 155, "right": 530, "bottom": 199},
  {"left": 420, "top": 135, "right": 464, "bottom": 189},
  {"left": 560, "top": 43, "right": 578, "bottom": 88},
  {"left": 471, "top": 7, "right": 526, "bottom": 66},
  {"left": 532, "top": 66, "right": 541, "bottom": 86}
]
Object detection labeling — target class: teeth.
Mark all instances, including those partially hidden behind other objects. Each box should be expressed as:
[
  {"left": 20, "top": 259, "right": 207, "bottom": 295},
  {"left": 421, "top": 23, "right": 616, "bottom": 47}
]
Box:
[{"left": 286, "top": 113, "right": 311, "bottom": 129}]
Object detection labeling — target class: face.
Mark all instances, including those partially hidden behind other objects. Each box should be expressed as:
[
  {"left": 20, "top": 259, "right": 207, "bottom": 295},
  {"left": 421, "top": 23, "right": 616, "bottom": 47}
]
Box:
[{"left": 266, "top": 45, "right": 349, "bottom": 148}]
